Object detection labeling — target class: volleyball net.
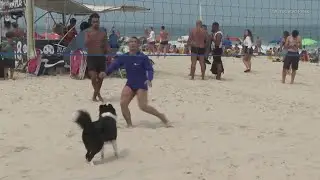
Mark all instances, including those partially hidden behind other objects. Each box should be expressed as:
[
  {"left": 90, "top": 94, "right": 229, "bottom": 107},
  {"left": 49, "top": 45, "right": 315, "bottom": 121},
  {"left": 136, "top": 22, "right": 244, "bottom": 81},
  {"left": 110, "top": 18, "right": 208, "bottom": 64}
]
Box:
[{"left": 1, "top": 0, "right": 319, "bottom": 58}]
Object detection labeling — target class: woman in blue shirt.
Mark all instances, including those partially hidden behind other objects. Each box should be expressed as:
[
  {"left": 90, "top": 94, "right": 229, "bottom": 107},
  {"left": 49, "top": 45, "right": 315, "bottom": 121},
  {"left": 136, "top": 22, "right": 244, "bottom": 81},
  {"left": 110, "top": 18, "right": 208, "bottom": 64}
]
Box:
[{"left": 101, "top": 37, "right": 171, "bottom": 128}]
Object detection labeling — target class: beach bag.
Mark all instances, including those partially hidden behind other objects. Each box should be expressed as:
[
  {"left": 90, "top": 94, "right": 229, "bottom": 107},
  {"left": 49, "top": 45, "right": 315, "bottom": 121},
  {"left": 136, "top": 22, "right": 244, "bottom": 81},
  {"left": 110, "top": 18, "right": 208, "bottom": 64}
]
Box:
[
  {"left": 70, "top": 49, "right": 87, "bottom": 79},
  {"left": 27, "top": 49, "right": 41, "bottom": 74}
]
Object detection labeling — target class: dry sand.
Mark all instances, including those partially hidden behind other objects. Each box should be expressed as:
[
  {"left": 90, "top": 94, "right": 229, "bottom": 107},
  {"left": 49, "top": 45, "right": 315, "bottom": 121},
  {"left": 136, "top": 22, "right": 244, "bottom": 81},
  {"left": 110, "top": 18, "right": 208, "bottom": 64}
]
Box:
[{"left": 1, "top": 56, "right": 320, "bottom": 180}]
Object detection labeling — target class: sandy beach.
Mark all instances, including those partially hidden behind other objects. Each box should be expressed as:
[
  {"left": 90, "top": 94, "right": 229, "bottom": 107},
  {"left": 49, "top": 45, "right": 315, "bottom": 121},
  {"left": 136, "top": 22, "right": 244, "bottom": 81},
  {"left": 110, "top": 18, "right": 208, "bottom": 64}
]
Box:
[{"left": 1, "top": 56, "right": 320, "bottom": 180}]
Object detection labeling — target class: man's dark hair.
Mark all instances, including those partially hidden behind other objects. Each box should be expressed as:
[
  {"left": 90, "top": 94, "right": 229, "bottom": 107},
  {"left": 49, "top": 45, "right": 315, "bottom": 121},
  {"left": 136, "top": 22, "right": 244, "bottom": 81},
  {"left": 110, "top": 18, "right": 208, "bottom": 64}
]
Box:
[
  {"left": 212, "top": 22, "right": 219, "bottom": 27},
  {"left": 150, "top": 27, "right": 153, "bottom": 30},
  {"left": 292, "top": 30, "right": 299, "bottom": 38},
  {"left": 283, "top": 31, "right": 290, "bottom": 37},
  {"left": 5, "top": 31, "right": 15, "bottom": 38},
  {"left": 12, "top": 22, "right": 18, "bottom": 28},
  {"left": 80, "top": 22, "right": 90, "bottom": 31},
  {"left": 130, "top": 36, "right": 140, "bottom": 43},
  {"left": 89, "top": 13, "right": 100, "bottom": 19},
  {"left": 161, "top": 26, "right": 165, "bottom": 30},
  {"left": 70, "top": 18, "right": 77, "bottom": 24}
]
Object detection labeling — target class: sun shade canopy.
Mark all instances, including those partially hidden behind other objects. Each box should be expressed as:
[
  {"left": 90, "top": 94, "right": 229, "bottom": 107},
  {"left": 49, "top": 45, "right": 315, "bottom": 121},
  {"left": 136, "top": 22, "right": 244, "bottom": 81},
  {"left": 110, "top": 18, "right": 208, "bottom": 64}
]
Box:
[
  {"left": 0, "top": 0, "right": 150, "bottom": 15},
  {"left": 34, "top": 0, "right": 150, "bottom": 15}
]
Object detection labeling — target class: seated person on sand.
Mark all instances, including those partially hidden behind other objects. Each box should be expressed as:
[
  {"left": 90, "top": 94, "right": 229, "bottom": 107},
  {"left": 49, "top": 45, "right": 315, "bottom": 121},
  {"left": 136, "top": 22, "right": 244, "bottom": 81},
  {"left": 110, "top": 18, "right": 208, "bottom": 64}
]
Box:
[
  {"left": 171, "top": 45, "right": 179, "bottom": 53},
  {"left": 267, "top": 48, "right": 273, "bottom": 60},
  {"left": 183, "top": 44, "right": 190, "bottom": 54}
]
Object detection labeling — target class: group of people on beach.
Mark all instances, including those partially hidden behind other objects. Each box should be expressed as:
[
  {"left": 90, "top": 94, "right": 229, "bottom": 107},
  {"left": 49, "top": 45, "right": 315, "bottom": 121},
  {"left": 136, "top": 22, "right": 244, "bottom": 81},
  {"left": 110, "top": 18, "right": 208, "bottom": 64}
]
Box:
[
  {"left": 1, "top": 13, "right": 303, "bottom": 128},
  {"left": 144, "top": 26, "right": 170, "bottom": 58},
  {"left": 186, "top": 20, "right": 302, "bottom": 84}
]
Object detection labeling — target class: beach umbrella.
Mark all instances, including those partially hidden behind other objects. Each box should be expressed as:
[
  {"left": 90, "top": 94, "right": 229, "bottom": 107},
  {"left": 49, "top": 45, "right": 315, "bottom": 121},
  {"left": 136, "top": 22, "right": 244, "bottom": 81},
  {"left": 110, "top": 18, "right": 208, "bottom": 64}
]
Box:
[
  {"left": 223, "top": 39, "right": 232, "bottom": 46},
  {"left": 302, "top": 38, "right": 317, "bottom": 46},
  {"left": 227, "top": 37, "right": 241, "bottom": 41},
  {"left": 269, "top": 37, "right": 282, "bottom": 44}
]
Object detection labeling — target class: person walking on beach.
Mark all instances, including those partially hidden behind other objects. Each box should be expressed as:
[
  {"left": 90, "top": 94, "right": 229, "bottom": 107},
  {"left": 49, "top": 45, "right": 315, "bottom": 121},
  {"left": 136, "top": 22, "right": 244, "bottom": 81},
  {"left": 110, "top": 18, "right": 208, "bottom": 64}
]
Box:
[
  {"left": 187, "top": 20, "right": 208, "bottom": 80},
  {"left": 157, "top": 26, "right": 169, "bottom": 58},
  {"left": 210, "top": 22, "right": 224, "bottom": 80},
  {"left": 282, "top": 30, "right": 301, "bottom": 84},
  {"left": 2, "top": 31, "right": 16, "bottom": 80},
  {"left": 242, "top": 29, "right": 254, "bottom": 72},
  {"left": 85, "top": 13, "right": 109, "bottom": 102},
  {"left": 202, "top": 24, "right": 212, "bottom": 65},
  {"left": 147, "top": 27, "right": 156, "bottom": 55},
  {"left": 280, "top": 31, "right": 290, "bottom": 73},
  {"left": 100, "top": 37, "right": 171, "bottom": 128}
]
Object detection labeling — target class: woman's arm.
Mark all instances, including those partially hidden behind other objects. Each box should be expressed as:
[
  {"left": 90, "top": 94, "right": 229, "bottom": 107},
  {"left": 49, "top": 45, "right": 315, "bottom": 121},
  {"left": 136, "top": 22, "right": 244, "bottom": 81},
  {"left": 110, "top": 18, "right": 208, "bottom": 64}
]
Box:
[{"left": 106, "top": 56, "right": 124, "bottom": 75}]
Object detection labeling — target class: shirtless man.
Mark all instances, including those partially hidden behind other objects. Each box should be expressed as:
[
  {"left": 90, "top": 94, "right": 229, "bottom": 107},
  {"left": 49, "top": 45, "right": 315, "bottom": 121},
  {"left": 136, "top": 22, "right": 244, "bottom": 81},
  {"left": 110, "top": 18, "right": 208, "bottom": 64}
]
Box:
[
  {"left": 187, "top": 20, "right": 208, "bottom": 80},
  {"left": 157, "top": 26, "right": 169, "bottom": 58},
  {"left": 85, "top": 13, "right": 108, "bottom": 102}
]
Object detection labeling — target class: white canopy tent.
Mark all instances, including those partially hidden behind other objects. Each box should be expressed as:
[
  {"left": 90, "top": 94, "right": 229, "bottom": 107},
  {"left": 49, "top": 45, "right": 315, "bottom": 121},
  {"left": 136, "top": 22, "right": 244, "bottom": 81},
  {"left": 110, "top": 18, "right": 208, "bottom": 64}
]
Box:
[{"left": 34, "top": 0, "right": 150, "bottom": 15}]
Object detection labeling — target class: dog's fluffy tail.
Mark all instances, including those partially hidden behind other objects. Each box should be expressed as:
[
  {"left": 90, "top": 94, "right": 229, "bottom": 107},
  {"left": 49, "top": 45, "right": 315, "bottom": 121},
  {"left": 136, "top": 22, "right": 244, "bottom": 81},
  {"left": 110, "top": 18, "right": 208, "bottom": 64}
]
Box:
[{"left": 73, "top": 110, "right": 92, "bottom": 129}]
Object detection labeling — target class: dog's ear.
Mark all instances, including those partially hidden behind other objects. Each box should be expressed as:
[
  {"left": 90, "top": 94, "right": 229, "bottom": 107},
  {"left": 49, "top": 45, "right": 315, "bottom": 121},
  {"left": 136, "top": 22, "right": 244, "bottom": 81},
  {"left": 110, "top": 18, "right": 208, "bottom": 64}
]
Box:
[{"left": 99, "top": 104, "right": 107, "bottom": 108}]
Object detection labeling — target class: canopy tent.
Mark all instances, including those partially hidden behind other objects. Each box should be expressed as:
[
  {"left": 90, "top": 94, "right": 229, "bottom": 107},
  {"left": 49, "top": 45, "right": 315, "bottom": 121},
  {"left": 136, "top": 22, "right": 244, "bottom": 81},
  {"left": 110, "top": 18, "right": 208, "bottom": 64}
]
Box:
[
  {"left": 302, "top": 38, "right": 317, "bottom": 46},
  {"left": 34, "top": 0, "right": 150, "bottom": 15},
  {"left": 0, "top": 0, "right": 150, "bottom": 22}
]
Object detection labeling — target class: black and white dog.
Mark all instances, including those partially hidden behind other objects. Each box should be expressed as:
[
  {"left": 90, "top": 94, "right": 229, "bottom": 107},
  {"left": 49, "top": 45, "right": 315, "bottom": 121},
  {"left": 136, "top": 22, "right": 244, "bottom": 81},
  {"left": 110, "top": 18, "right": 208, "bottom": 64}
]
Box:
[{"left": 73, "top": 103, "right": 118, "bottom": 165}]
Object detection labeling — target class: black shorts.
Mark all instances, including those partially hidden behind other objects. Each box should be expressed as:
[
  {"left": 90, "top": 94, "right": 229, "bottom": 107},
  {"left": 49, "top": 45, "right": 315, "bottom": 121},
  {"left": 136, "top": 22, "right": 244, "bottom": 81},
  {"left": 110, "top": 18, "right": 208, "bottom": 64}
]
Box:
[
  {"left": 212, "top": 47, "right": 223, "bottom": 63},
  {"left": 191, "top": 47, "right": 206, "bottom": 55},
  {"left": 160, "top": 41, "right": 168, "bottom": 45},
  {"left": 283, "top": 51, "right": 299, "bottom": 70},
  {"left": 243, "top": 46, "right": 253, "bottom": 55},
  {"left": 3, "top": 58, "right": 15, "bottom": 68},
  {"left": 86, "top": 56, "right": 106, "bottom": 73}
]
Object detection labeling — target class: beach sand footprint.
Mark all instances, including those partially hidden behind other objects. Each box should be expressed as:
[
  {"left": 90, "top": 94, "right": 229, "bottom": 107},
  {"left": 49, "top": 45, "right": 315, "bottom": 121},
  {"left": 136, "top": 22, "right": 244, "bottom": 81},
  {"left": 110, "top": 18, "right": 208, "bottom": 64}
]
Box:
[{"left": 13, "top": 146, "right": 30, "bottom": 153}]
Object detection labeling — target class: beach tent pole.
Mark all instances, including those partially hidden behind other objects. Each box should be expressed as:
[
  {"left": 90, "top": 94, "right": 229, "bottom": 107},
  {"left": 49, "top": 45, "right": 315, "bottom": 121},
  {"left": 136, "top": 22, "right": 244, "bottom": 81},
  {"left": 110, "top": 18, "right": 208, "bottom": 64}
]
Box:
[{"left": 26, "top": 0, "right": 36, "bottom": 59}]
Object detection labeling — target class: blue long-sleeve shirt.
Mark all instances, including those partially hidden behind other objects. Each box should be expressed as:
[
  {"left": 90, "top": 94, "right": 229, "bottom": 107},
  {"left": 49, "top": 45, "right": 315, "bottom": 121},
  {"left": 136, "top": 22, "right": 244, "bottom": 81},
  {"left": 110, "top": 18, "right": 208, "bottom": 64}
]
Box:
[{"left": 106, "top": 52, "right": 154, "bottom": 89}]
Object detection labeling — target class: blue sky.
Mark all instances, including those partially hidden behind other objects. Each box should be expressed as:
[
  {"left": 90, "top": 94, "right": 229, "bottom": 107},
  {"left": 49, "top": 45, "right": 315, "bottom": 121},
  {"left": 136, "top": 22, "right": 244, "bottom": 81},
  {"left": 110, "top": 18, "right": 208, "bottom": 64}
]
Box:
[{"left": 34, "top": 0, "right": 318, "bottom": 27}]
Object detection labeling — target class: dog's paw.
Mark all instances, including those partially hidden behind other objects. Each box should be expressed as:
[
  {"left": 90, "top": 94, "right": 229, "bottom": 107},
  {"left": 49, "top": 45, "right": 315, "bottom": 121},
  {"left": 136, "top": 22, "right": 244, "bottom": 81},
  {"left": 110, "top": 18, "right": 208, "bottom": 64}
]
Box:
[
  {"left": 114, "top": 152, "right": 119, "bottom": 158},
  {"left": 88, "top": 161, "right": 95, "bottom": 166}
]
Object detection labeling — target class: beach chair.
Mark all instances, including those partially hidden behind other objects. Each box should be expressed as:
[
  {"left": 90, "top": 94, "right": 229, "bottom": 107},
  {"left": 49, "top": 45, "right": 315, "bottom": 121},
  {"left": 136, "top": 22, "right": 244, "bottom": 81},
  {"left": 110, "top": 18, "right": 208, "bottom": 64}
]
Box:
[{"left": 70, "top": 49, "right": 87, "bottom": 80}]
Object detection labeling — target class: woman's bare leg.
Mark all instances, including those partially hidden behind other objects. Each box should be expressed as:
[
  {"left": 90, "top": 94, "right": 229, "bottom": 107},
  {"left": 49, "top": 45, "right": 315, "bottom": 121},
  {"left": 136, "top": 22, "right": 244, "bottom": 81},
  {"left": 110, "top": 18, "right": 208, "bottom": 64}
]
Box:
[
  {"left": 248, "top": 55, "right": 252, "bottom": 70},
  {"left": 120, "top": 86, "right": 135, "bottom": 127},
  {"left": 136, "top": 89, "right": 172, "bottom": 127}
]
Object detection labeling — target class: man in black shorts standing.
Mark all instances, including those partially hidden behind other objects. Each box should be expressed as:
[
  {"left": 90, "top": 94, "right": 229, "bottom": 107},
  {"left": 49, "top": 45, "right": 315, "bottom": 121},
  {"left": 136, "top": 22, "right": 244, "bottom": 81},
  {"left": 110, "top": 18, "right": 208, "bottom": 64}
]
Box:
[
  {"left": 187, "top": 20, "right": 208, "bottom": 80},
  {"left": 85, "top": 13, "right": 109, "bottom": 102}
]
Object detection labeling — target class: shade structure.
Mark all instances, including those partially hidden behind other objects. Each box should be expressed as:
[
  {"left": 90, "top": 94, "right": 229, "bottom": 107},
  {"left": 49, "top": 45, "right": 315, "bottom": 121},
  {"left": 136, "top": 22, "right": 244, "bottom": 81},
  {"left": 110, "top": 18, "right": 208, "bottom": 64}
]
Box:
[{"left": 302, "top": 38, "right": 317, "bottom": 46}]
